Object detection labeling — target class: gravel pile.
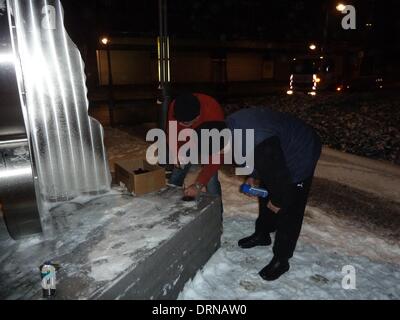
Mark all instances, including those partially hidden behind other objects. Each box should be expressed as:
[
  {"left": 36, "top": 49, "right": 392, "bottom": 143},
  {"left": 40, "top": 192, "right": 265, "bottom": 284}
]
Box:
[{"left": 223, "top": 92, "right": 400, "bottom": 165}]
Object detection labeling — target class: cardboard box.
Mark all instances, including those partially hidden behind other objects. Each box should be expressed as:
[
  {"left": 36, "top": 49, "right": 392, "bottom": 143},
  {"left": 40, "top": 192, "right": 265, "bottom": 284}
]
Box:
[{"left": 114, "top": 158, "right": 166, "bottom": 195}]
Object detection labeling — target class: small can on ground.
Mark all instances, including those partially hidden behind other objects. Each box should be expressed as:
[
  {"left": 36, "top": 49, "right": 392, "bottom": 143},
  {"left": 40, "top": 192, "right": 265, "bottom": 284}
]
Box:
[{"left": 39, "top": 262, "right": 58, "bottom": 298}]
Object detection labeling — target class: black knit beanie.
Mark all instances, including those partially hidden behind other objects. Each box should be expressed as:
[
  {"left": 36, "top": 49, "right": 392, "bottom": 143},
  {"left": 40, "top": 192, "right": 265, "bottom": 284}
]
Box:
[{"left": 173, "top": 93, "right": 201, "bottom": 122}]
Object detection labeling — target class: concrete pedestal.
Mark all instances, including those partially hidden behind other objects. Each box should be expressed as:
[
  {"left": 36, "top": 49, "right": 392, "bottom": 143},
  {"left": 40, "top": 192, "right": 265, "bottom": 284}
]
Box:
[{"left": 0, "top": 187, "right": 222, "bottom": 299}]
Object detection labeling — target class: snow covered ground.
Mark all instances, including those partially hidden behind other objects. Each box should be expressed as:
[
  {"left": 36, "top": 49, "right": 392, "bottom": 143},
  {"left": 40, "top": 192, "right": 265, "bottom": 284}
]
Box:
[
  {"left": 4, "top": 126, "right": 389, "bottom": 300},
  {"left": 179, "top": 171, "right": 400, "bottom": 300},
  {"left": 179, "top": 218, "right": 399, "bottom": 299},
  {"left": 102, "top": 127, "right": 399, "bottom": 300}
]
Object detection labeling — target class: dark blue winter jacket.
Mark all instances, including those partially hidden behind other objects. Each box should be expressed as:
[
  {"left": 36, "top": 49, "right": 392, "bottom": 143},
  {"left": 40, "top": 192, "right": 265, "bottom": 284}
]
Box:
[{"left": 226, "top": 107, "right": 322, "bottom": 184}]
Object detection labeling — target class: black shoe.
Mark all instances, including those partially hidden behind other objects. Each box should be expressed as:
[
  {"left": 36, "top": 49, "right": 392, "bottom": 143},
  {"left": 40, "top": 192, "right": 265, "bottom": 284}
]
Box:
[
  {"left": 238, "top": 233, "right": 271, "bottom": 249},
  {"left": 259, "top": 256, "right": 290, "bottom": 281}
]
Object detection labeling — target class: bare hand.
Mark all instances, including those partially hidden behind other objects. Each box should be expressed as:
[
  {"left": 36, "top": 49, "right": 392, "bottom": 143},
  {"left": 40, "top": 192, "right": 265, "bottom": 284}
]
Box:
[
  {"left": 245, "top": 177, "right": 256, "bottom": 186},
  {"left": 184, "top": 184, "right": 206, "bottom": 197},
  {"left": 267, "top": 201, "right": 281, "bottom": 214}
]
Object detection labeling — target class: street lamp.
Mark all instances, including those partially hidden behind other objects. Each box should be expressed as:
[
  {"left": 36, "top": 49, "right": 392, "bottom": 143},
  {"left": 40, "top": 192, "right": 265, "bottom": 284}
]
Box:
[
  {"left": 100, "top": 37, "right": 109, "bottom": 45},
  {"left": 100, "top": 36, "right": 114, "bottom": 126},
  {"left": 309, "top": 44, "right": 317, "bottom": 50},
  {"left": 158, "top": 0, "right": 170, "bottom": 131},
  {"left": 336, "top": 3, "right": 346, "bottom": 12},
  {"left": 321, "top": 3, "right": 347, "bottom": 54}
]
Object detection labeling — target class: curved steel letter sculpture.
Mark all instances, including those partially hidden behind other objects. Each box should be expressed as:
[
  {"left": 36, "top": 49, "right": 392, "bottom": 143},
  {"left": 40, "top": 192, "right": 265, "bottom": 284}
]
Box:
[
  {"left": 7, "top": 0, "right": 111, "bottom": 201},
  {"left": 0, "top": 0, "right": 111, "bottom": 239}
]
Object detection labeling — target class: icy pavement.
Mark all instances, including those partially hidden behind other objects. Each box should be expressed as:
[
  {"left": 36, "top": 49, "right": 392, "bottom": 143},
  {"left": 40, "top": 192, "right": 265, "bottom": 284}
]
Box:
[
  {"left": 316, "top": 146, "right": 400, "bottom": 202},
  {"left": 178, "top": 171, "right": 400, "bottom": 300}
]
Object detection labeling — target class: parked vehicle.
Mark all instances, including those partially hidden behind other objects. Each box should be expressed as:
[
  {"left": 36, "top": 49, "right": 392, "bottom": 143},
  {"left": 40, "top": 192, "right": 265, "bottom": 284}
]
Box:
[
  {"left": 287, "top": 53, "right": 385, "bottom": 95},
  {"left": 286, "top": 56, "right": 339, "bottom": 96}
]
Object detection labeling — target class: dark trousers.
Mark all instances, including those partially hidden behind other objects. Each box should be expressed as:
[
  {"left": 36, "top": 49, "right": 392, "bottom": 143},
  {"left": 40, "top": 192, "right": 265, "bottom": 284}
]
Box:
[{"left": 255, "top": 176, "right": 313, "bottom": 260}]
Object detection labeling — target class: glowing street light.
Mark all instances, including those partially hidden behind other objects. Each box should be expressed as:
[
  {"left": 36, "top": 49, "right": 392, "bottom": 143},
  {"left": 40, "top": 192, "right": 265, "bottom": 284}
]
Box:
[
  {"left": 309, "top": 44, "right": 317, "bottom": 50},
  {"left": 336, "top": 3, "right": 346, "bottom": 11},
  {"left": 100, "top": 37, "right": 109, "bottom": 45}
]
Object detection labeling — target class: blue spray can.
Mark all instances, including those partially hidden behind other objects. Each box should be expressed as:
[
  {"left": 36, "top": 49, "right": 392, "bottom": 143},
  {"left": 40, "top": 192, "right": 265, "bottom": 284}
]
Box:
[{"left": 240, "top": 184, "right": 269, "bottom": 198}]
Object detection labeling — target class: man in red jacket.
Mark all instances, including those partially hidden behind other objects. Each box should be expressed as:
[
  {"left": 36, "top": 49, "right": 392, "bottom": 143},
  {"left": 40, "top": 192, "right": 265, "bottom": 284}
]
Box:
[{"left": 167, "top": 93, "right": 225, "bottom": 200}]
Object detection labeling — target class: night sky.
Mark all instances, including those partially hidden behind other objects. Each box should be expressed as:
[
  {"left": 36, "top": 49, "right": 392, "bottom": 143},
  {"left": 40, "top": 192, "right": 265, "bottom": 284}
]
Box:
[{"left": 61, "top": 0, "right": 399, "bottom": 50}]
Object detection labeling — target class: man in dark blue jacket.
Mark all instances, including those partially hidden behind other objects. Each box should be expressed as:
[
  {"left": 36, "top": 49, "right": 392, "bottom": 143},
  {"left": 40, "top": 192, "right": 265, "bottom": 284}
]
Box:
[{"left": 226, "top": 107, "right": 322, "bottom": 281}]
